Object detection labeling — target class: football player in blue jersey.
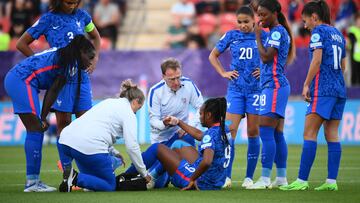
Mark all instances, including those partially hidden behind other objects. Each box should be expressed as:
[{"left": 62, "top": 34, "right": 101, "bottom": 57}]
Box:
[
  {"left": 280, "top": 0, "right": 346, "bottom": 191},
  {"left": 247, "top": 0, "right": 296, "bottom": 189},
  {"left": 4, "top": 35, "right": 96, "bottom": 192},
  {"left": 16, "top": 0, "right": 101, "bottom": 166},
  {"left": 147, "top": 97, "right": 231, "bottom": 190},
  {"left": 209, "top": 5, "right": 266, "bottom": 188}
]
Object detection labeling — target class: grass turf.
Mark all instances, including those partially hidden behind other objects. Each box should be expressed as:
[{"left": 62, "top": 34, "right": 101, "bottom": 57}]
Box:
[{"left": 0, "top": 144, "right": 359, "bottom": 203}]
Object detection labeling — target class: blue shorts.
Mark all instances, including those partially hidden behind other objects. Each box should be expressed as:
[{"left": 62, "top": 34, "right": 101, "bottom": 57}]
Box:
[
  {"left": 226, "top": 90, "right": 260, "bottom": 115},
  {"left": 51, "top": 81, "right": 92, "bottom": 113},
  {"left": 306, "top": 96, "right": 346, "bottom": 120},
  {"left": 170, "top": 159, "right": 199, "bottom": 188},
  {"left": 259, "top": 85, "right": 290, "bottom": 118},
  {"left": 162, "top": 133, "right": 195, "bottom": 147},
  {"left": 4, "top": 71, "right": 40, "bottom": 116},
  {"left": 59, "top": 144, "right": 116, "bottom": 191}
]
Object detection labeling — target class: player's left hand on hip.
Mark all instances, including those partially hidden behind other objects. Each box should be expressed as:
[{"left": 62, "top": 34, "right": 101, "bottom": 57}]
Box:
[{"left": 252, "top": 68, "right": 260, "bottom": 79}]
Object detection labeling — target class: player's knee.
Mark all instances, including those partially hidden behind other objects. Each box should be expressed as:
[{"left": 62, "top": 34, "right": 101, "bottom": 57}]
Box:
[
  {"left": 229, "top": 127, "right": 238, "bottom": 138},
  {"left": 325, "top": 134, "right": 339, "bottom": 142},
  {"left": 247, "top": 127, "right": 259, "bottom": 137}
]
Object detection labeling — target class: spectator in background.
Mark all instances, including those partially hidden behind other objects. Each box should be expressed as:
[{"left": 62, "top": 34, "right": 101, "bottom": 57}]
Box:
[
  {"left": 93, "top": 0, "right": 120, "bottom": 49},
  {"left": 348, "top": 12, "right": 360, "bottom": 86},
  {"left": 171, "top": 0, "right": 195, "bottom": 27},
  {"left": 8, "top": 0, "right": 32, "bottom": 38},
  {"left": 295, "top": 26, "right": 310, "bottom": 48},
  {"left": 0, "top": 24, "right": 10, "bottom": 50},
  {"left": 335, "top": 0, "right": 357, "bottom": 33},
  {"left": 186, "top": 23, "right": 206, "bottom": 49},
  {"left": 164, "top": 16, "right": 187, "bottom": 49},
  {"left": 195, "top": 0, "right": 221, "bottom": 15}
]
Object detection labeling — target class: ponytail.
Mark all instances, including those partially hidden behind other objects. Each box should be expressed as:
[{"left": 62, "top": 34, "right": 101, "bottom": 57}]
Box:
[
  {"left": 259, "top": 0, "right": 296, "bottom": 64},
  {"left": 302, "top": 0, "right": 331, "bottom": 24},
  {"left": 203, "top": 97, "right": 229, "bottom": 146},
  {"left": 119, "top": 79, "right": 145, "bottom": 104}
]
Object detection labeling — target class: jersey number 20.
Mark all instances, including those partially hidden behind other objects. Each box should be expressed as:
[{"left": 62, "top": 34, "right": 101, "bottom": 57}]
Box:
[{"left": 239, "top": 48, "right": 253, "bottom": 60}]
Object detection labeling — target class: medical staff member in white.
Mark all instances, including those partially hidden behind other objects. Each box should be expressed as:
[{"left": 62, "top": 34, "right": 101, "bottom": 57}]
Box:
[
  {"left": 58, "top": 79, "right": 151, "bottom": 192},
  {"left": 148, "top": 57, "right": 204, "bottom": 146}
]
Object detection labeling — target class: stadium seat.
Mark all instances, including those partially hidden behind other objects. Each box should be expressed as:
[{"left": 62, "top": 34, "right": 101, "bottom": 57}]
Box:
[
  {"left": 100, "top": 37, "right": 112, "bottom": 50},
  {"left": 219, "top": 13, "right": 237, "bottom": 34},
  {"left": 0, "top": 17, "right": 11, "bottom": 33},
  {"left": 197, "top": 13, "right": 217, "bottom": 38}
]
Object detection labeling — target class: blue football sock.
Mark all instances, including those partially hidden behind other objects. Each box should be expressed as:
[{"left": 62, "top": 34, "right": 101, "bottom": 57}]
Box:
[
  {"left": 274, "top": 131, "right": 287, "bottom": 177},
  {"left": 226, "top": 138, "right": 235, "bottom": 178},
  {"left": 24, "top": 131, "right": 44, "bottom": 178},
  {"left": 259, "top": 126, "right": 276, "bottom": 177},
  {"left": 246, "top": 136, "right": 260, "bottom": 179},
  {"left": 57, "top": 137, "right": 66, "bottom": 162},
  {"left": 298, "top": 140, "right": 317, "bottom": 181},
  {"left": 327, "top": 142, "right": 341, "bottom": 180},
  {"left": 149, "top": 161, "right": 165, "bottom": 179},
  {"left": 126, "top": 143, "right": 159, "bottom": 173}
]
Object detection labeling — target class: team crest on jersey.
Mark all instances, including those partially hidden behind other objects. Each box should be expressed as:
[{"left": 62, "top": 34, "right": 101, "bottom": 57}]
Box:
[
  {"left": 202, "top": 135, "right": 211, "bottom": 143},
  {"left": 311, "top": 33, "right": 320, "bottom": 42},
  {"left": 271, "top": 31, "right": 281, "bottom": 40}
]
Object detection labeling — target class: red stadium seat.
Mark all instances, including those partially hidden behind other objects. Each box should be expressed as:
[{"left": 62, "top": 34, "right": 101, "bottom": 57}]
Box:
[
  {"left": 197, "top": 13, "right": 217, "bottom": 37},
  {"left": 0, "top": 17, "right": 11, "bottom": 33},
  {"left": 100, "top": 37, "right": 112, "bottom": 50},
  {"left": 219, "top": 13, "right": 237, "bottom": 34}
]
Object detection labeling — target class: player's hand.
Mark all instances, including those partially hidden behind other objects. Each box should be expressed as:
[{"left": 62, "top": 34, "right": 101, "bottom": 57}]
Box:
[
  {"left": 40, "top": 119, "right": 49, "bottom": 132},
  {"left": 115, "top": 153, "right": 126, "bottom": 168},
  {"left": 252, "top": 68, "right": 260, "bottom": 79},
  {"left": 254, "top": 21, "right": 263, "bottom": 36},
  {"left": 221, "top": 70, "right": 239, "bottom": 81},
  {"left": 181, "top": 180, "right": 198, "bottom": 191},
  {"left": 163, "top": 116, "right": 172, "bottom": 126},
  {"left": 144, "top": 175, "right": 152, "bottom": 184},
  {"left": 302, "top": 85, "right": 311, "bottom": 102},
  {"left": 86, "top": 55, "right": 98, "bottom": 74}
]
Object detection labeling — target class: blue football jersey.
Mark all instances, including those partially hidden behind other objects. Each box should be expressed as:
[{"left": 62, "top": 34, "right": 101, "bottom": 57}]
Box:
[
  {"left": 10, "top": 48, "right": 70, "bottom": 90},
  {"left": 27, "top": 9, "right": 92, "bottom": 83},
  {"left": 260, "top": 25, "right": 290, "bottom": 89},
  {"left": 196, "top": 125, "right": 231, "bottom": 190},
  {"left": 308, "top": 24, "right": 346, "bottom": 98},
  {"left": 216, "top": 30, "right": 266, "bottom": 93}
]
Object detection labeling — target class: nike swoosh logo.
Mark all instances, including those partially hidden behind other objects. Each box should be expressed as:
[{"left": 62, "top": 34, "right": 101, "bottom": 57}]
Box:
[{"left": 52, "top": 26, "right": 59, "bottom": 29}]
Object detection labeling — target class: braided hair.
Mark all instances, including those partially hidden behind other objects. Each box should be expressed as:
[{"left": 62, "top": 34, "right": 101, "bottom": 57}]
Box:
[
  {"left": 55, "top": 35, "right": 95, "bottom": 101},
  {"left": 203, "top": 97, "right": 229, "bottom": 145}
]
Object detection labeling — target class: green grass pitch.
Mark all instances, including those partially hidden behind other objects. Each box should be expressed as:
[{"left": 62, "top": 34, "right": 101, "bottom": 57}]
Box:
[{"left": 0, "top": 144, "right": 359, "bottom": 203}]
